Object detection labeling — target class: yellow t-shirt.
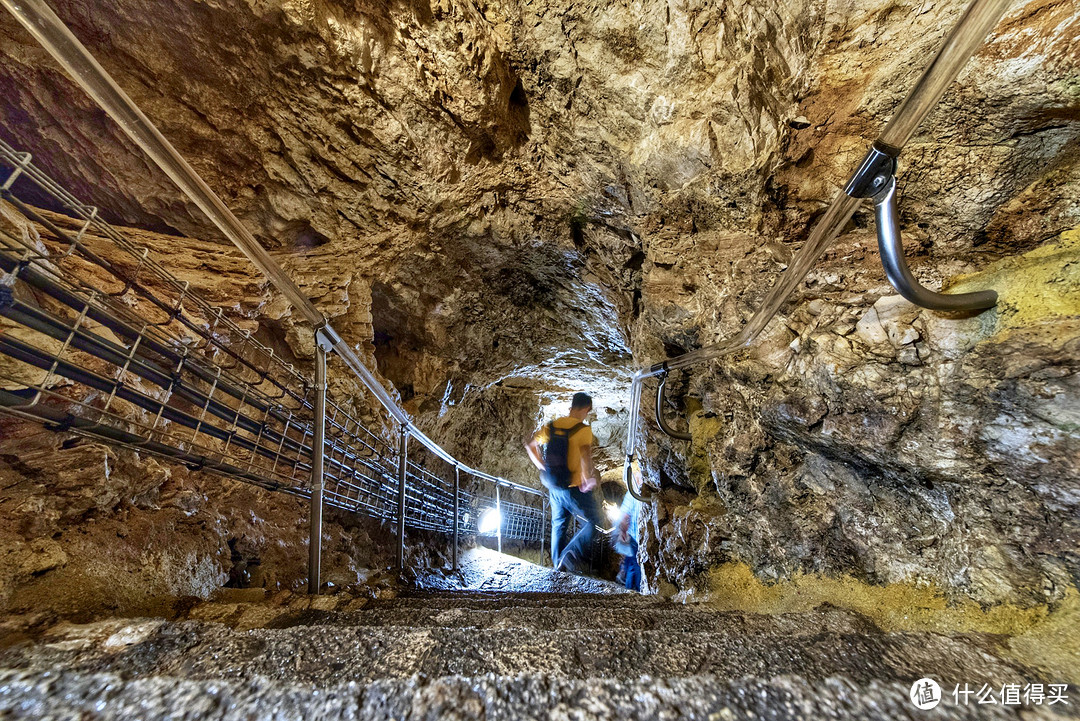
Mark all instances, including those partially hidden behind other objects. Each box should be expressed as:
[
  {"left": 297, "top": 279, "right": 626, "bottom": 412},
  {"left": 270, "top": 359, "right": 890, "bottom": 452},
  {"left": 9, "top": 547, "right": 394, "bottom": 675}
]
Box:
[{"left": 534, "top": 416, "right": 594, "bottom": 488}]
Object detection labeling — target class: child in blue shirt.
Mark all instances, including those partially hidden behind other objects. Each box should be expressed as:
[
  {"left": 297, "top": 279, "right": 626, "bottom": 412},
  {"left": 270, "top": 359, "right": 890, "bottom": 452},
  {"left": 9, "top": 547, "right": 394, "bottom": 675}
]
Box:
[{"left": 613, "top": 493, "right": 641, "bottom": 591}]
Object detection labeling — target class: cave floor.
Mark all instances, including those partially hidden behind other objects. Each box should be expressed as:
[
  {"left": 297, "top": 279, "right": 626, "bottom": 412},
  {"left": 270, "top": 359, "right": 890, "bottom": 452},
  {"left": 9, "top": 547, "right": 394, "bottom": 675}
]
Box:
[
  {"left": 0, "top": 551, "right": 1073, "bottom": 720},
  {"left": 414, "top": 546, "right": 629, "bottom": 594}
]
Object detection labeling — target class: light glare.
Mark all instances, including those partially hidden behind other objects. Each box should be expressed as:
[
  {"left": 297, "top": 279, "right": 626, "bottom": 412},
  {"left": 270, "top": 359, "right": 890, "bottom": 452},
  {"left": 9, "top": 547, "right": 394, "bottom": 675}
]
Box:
[
  {"left": 478, "top": 507, "right": 501, "bottom": 535},
  {"left": 604, "top": 501, "right": 622, "bottom": 524}
]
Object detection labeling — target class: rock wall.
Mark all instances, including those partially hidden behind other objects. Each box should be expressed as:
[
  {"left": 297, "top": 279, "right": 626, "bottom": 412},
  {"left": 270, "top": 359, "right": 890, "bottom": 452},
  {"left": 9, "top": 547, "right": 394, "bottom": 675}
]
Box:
[
  {"left": 0, "top": 0, "right": 1077, "bottom": 613},
  {"left": 640, "top": 228, "right": 1080, "bottom": 606},
  {"left": 626, "top": 0, "right": 1080, "bottom": 607},
  {"left": 0, "top": 202, "right": 453, "bottom": 618},
  {"left": 0, "top": 404, "right": 457, "bottom": 620},
  {"left": 0, "top": 424, "right": 414, "bottom": 620}
]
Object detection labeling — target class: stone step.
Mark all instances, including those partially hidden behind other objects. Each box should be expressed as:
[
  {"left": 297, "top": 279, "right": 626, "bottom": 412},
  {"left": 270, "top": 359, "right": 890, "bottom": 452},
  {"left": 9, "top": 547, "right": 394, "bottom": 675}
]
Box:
[
  {"left": 166, "top": 626, "right": 1026, "bottom": 687},
  {"left": 0, "top": 667, "right": 1045, "bottom": 721},
  {"left": 366, "top": 590, "right": 662, "bottom": 609},
  {"left": 184, "top": 586, "right": 865, "bottom": 633},
  {"left": 178, "top": 589, "right": 671, "bottom": 630},
  {"left": 414, "top": 547, "right": 632, "bottom": 596},
  {"left": 0, "top": 617, "right": 1024, "bottom": 690},
  {"left": 226, "top": 603, "right": 882, "bottom": 636}
]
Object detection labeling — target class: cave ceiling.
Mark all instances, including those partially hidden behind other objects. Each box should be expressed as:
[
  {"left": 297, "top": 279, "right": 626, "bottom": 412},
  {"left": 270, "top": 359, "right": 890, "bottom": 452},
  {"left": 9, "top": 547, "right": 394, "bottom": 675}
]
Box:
[{"left": 0, "top": 0, "right": 1076, "bottom": 454}]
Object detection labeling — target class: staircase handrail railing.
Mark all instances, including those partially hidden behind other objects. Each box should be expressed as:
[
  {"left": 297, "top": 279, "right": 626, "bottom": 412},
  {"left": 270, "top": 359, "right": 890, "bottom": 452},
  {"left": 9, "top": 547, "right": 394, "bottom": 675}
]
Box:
[
  {"left": 0, "top": 0, "right": 539, "bottom": 496},
  {"left": 0, "top": 0, "right": 544, "bottom": 591},
  {"left": 0, "top": 136, "right": 545, "bottom": 528}
]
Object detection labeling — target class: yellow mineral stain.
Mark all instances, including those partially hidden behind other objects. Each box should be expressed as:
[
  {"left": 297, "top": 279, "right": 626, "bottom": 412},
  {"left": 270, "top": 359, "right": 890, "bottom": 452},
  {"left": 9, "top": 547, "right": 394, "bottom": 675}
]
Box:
[
  {"left": 686, "top": 399, "right": 724, "bottom": 491},
  {"left": 1007, "top": 591, "right": 1080, "bottom": 683},
  {"left": 947, "top": 227, "right": 1080, "bottom": 341},
  {"left": 699, "top": 562, "right": 1080, "bottom": 682}
]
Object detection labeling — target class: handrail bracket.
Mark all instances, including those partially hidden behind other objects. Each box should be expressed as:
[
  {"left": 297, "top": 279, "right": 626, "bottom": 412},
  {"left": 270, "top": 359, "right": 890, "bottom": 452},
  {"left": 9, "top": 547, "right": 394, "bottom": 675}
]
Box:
[
  {"left": 846, "top": 145, "right": 997, "bottom": 313},
  {"left": 655, "top": 371, "right": 692, "bottom": 441},
  {"left": 866, "top": 177, "right": 998, "bottom": 312}
]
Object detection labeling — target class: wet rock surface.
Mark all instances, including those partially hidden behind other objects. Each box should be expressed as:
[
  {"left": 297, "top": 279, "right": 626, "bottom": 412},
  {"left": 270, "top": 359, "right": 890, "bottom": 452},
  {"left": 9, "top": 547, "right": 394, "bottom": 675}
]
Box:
[
  {"left": 415, "top": 547, "right": 628, "bottom": 594},
  {"left": 0, "top": 552, "right": 1074, "bottom": 720}
]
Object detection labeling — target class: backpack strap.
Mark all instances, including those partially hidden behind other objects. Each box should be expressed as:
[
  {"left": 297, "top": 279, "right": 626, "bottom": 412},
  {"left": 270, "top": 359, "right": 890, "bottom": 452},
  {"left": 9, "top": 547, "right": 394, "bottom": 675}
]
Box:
[
  {"left": 548, "top": 421, "right": 586, "bottom": 439},
  {"left": 548, "top": 423, "right": 591, "bottom": 440}
]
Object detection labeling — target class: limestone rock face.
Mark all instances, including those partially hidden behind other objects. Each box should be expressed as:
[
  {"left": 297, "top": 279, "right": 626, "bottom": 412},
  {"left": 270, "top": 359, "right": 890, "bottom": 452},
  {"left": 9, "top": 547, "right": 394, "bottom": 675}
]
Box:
[
  {"left": 641, "top": 227, "right": 1080, "bottom": 606},
  {"left": 0, "top": 0, "right": 1077, "bottom": 612},
  {"left": 0, "top": 420, "right": 416, "bottom": 618},
  {"left": 0, "top": 202, "right": 439, "bottom": 617}
]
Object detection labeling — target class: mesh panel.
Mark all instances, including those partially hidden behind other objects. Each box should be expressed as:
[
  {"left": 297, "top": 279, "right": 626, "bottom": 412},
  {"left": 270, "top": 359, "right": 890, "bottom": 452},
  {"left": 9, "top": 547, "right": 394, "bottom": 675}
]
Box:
[{"left": 0, "top": 138, "right": 545, "bottom": 545}]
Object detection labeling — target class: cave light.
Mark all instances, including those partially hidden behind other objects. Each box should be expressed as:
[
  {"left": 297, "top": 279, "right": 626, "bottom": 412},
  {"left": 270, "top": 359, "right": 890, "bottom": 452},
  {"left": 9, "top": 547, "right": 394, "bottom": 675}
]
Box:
[
  {"left": 604, "top": 501, "right": 622, "bottom": 524},
  {"left": 478, "top": 507, "right": 502, "bottom": 535}
]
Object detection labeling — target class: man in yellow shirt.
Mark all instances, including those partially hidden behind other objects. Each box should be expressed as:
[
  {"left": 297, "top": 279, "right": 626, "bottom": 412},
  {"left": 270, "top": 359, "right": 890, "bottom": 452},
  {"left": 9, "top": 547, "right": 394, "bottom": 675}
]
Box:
[{"left": 525, "top": 392, "right": 605, "bottom": 573}]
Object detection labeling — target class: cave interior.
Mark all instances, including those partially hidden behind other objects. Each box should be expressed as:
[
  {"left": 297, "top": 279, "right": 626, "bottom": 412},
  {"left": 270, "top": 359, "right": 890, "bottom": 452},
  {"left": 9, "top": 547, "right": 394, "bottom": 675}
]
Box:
[{"left": 0, "top": 0, "right": 1076, "bottom": 717}]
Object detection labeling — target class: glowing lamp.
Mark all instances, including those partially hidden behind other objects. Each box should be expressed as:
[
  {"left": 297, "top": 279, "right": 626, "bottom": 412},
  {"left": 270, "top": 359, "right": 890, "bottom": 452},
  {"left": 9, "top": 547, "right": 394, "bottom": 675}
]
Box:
[
  {"left": 478, "top": 507, "right": 501, "bottom": 535},
  {"left": 604, "top": 501, "right": 622, "bottom": 524}
]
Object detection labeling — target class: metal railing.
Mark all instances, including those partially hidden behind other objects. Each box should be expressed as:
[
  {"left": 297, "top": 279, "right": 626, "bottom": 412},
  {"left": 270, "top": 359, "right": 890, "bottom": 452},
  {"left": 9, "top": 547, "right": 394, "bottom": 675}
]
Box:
[
  {"left": 0, "top": 135, "right": 545, "bottom": 592},
  {"left": 0, "top": 0, "right": 548, "bottom": 592},
  {"left": 623, "top": 0, "right": 1010, "bottom": 499}
]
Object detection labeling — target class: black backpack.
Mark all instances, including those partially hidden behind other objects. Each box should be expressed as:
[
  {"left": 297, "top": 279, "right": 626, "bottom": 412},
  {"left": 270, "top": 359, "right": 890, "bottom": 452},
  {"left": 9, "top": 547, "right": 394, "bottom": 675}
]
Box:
[{"left": 542, "top": 421, "right": 586, "bottom": 490}]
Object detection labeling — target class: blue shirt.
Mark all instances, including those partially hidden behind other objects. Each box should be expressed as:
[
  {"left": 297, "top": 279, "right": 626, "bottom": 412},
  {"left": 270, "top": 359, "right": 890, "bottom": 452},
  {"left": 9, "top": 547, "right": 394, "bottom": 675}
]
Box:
[{"left": 613, "top": 493, "right": 640, "bottom": 556}]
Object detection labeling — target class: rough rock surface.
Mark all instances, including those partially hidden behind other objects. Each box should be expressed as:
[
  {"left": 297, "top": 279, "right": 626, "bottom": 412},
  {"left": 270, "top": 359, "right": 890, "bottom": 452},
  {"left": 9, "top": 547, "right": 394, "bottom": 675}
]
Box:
[
  {"left": 0, "top": 416, "right": 455, "bottom": 618},
  {"left": 0, "top": 552, "right": 1074, "bottom": 720},
  {"left": 0, "top": 0, "right": 1077, "bottom": 616},
  {"left": 641, "top": 228, "right": 1080, "bottom": 607},
  {"left": 0, "top": 202, "right": 457, "bottom": 618}
]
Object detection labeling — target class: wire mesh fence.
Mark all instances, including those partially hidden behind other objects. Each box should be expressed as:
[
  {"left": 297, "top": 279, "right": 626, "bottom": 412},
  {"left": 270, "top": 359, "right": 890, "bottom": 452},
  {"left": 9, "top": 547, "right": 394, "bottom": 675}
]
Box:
[
  {"left": 0, "top": 137, "right": 545, "bottom": 548},
  {"left": 459, "top": 489, "right": 546, "bottom": 541}
]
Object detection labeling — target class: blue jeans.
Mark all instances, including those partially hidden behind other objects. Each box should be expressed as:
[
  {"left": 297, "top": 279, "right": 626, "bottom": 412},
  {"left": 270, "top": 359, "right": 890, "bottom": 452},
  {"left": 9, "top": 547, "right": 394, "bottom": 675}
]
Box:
[
  {"left": 548, "top": 484, "right": 604, "bottom": 573},
  {"left": 620, "top": 539, "right": 641, "bottom": 591}
]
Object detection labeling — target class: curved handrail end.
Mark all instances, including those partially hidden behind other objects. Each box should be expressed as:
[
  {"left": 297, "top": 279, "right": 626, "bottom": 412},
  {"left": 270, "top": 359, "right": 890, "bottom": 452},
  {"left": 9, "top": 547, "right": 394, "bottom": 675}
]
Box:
[
  {"left": 655, "top": 373, "right": 692, "bottom": 441},
  {"left": 623, "top": 457, "right": 649, "bottom": 503},
  {"left": 872, "top": 178, "right": 998, "bottom": 313}
]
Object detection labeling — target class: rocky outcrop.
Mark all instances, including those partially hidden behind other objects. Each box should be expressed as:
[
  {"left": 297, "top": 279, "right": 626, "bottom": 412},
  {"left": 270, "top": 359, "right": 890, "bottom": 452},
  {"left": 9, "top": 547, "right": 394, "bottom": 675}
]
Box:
[
  {"left": 0, "top": 202, "right": 454, "bottom": 618},
  {"left": 640, "top": 227, "right": 1080, "bottom": 607},
  {"left": 0, "top": 421, "right": 422, "bottom": 619}
]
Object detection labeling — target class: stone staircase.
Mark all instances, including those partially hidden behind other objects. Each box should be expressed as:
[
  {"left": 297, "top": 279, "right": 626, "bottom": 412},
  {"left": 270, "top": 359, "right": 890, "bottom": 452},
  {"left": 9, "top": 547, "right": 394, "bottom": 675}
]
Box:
[{"left": 0, "top": 551, "right": 1072, "bottom": 720}]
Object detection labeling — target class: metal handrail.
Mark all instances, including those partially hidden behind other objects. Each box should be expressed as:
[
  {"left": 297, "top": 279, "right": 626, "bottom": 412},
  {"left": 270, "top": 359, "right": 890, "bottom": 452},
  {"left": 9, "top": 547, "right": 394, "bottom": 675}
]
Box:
[
  {"left": 655, "top": 373, "right": 691, "bottom": 441},
  {"left": 0, "top": 143, "right": 548, "bottom": 592},
  {"left": 869, "top": 177, "right": 998, "bottom": 312},
  {"left": 0, "top": 0, "right": 540, "bottom": 502},
  {"left": 0, "top": 0, "right": 550, "bottom": 594},
  {"left": 622, "top": 0, "right": 1011, "bottom": 500}
]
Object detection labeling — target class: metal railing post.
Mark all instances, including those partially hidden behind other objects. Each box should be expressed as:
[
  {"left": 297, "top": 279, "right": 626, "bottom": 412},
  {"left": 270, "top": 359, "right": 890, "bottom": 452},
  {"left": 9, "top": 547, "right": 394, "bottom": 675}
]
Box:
[
  {"left": 396, "top": 425, "right": 408, "bottom": 568},
  {"left": 540, "top": 498, "right": 547, "bottom": 566},
  {"left": 0, "top": 2, "right": 555, "bottom": 562},
  {"left": 495, "top": 484, "right": 502, "bottom": 554},
  {"left": 452, "top": 464, "right": 460, "bottom": 571},
  {"left": 307, "top": 333, "right": 328, "bottom": 594}
]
